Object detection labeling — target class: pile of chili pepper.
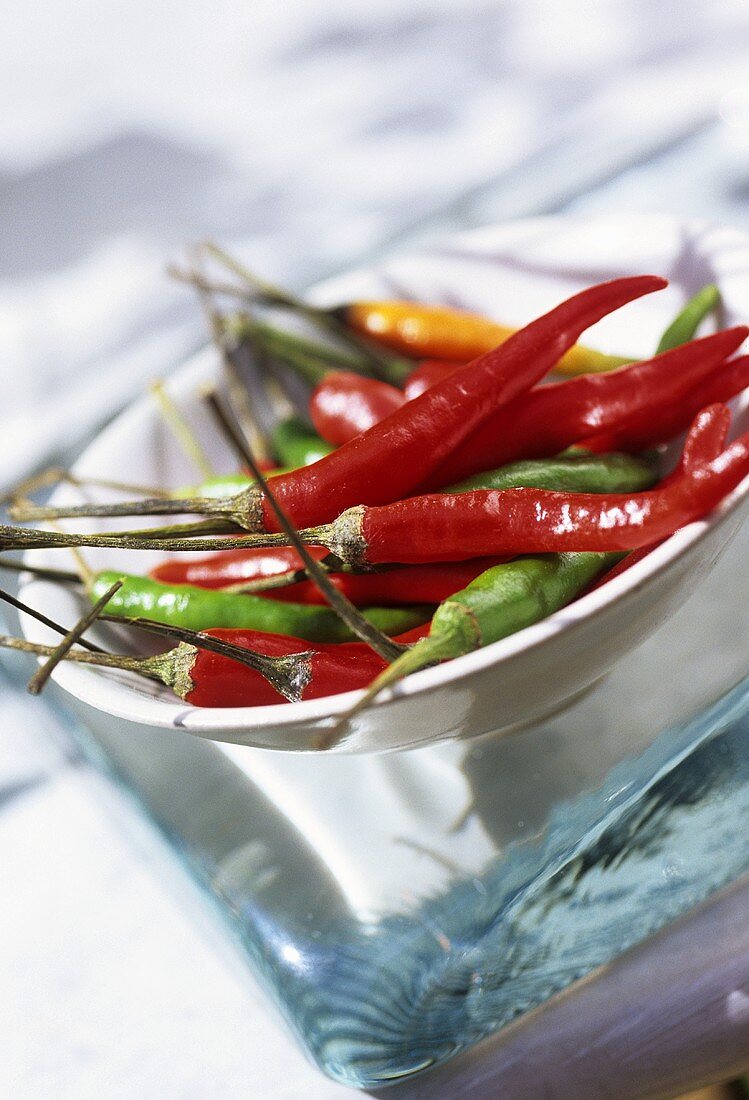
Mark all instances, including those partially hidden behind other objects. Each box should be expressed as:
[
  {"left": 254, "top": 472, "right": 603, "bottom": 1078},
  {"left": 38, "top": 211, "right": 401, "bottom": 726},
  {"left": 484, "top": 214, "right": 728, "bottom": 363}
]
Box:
[{"left": 4, "top": 262, "right": 749, "bottom": 723}]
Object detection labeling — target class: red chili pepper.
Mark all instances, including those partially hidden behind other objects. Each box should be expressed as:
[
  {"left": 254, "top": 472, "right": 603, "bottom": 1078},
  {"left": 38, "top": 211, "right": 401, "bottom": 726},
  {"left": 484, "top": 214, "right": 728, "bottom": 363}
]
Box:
[
  {"left": 580, "top": 354, "right": 749, "bottom": 455},
  {"left": 151, "top": 545, "right": 329, "bottom": 589},
  {"left": 587, "top": 403, "right": 733, "bottom": 591},
  {"left": 423, "top": 327, "right": 747, "bottom": 488},
  {"left": 309, "top": 370, "right": 406, "bottom": 445},
  {"left": 184, "top": 624, "right": 429, "bottom": 707},
  {"left": 671, "top": 402, "right": 731, "bottom": 475},
  {"left": 316, "top": 411, "right": 749, "bottom": 564},
  {"left": 265, "top": 558, "right": 509, "bottom": 605},
  {"left": 403, "top": 360, "right": 466, "bottom": 400},
  {"left": 152, "top": 546, "right": 507, "bottom": 604},
  {"left": 256, "top": 276, "right": 666, "bottom": 530}
]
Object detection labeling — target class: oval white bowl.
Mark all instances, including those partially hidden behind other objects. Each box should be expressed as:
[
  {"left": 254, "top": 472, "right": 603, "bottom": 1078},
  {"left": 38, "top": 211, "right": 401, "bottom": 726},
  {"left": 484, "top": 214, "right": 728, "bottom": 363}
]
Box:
[{"left": 17, "top": 213, "right": 749, "bottom": 752}]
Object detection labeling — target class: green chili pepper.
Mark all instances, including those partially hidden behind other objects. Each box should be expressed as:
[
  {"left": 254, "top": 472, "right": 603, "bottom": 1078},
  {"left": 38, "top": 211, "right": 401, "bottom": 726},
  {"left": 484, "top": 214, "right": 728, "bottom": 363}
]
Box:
[
  {"left": 656, "top": 284, "right": 720, "bottom": 354},
  {"left": 447, "top": 450, "right": 656, "bottom": 495},
  {"left": 271, "top": 416, "right": 334, "bottom": 467},
  {"left": 347, "top": 552, "right": 621, "bottom": 713},
  {"left": 90, "top": 571, "right": 431, "bottom": 643}
]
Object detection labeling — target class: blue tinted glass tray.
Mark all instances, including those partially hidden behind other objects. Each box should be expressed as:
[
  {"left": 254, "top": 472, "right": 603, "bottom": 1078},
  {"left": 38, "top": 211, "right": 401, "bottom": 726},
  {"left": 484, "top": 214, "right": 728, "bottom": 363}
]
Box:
[{"left": 66, "top": 510, "right": 749, "bottom": 1090}]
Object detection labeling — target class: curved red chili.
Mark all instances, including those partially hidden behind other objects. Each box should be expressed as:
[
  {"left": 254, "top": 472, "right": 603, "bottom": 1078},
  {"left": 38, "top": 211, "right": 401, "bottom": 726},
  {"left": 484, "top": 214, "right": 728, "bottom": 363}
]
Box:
[
  {"left": 580, "top": 354, "right": 749, "bottom": 455},
  {"left": 256, "top": 276, "right": 666, "bottom": 530},
  {"left": 423, "top": 327, "right": 747, "bottom": 488},
  {"left": 587, "top": 403, "right": 733, "bottom": 590},
  {"left": 310, "top": 370, "right": 405, "bottom": 445}
]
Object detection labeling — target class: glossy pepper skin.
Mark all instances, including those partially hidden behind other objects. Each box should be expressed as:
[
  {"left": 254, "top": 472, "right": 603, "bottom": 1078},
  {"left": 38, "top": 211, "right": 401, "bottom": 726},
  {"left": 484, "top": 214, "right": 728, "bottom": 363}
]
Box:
[
  {"left": 177, "top": 624, "right": 430, "bottom": 707},
  {"left": 151, "top": 545, "right": 330, "bottom": 589},
  {"left": 403, "top": 360, "right": 465, "bottom": 400},
  {"left": 89, "top": 572, "right": 432, "bottom": 642},
  {"left": 264, "top": 558, "right": 509, "bottom": 606},
  {"left": 586, "top": 403, "right": 733, "bottom": 588},
  {"left": 342, "top": 300, "right": 631, "bottom": 376},
  {"left": 181, "top": 629, "right": 383, "bottom": 706},
  {"left": 310, "top": 370, "right": 405, "bottom": 445},
  {"left": 354, "top": 284, "right": 723, "bottom": 418},
  {"left": 423, "top": 326, "right": 747, "bottom": 488},
  {"left": 256, "top": 276, "right": 665, "bottom": 530},
  {"left": 325, "top": 414, "right": 749, "bottom": 564},
  {"left": 581, "top": 355, "right": 749, "bottom": 455}
]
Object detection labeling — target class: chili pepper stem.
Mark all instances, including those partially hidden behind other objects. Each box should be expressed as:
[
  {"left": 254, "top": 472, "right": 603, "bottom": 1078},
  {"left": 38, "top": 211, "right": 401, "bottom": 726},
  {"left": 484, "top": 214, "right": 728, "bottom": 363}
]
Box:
[
  {"left": 26, "top": 579, "right": 123, "bottom": 695},
  {"left": 0, "top": 576, "right": 314, "bottom": 703},
  {"left": 0, "top": 586, "right": 103, "bottom": 653},
  {"left": 106, "top": 519, "right": 242, "bottom": 539},
  {"left": 150, "top": 379, "right": 216, "bottom": 480},
  {"left": 96, "top": 614, "right": 314, "bottom": 702},
  {"left": 199, "top": 241, "right": 413, "bottom": 383},
  {"left": 8, "top": 489, "right": 262, "bottom": 528},
  {"left": 1, "top": 625, "right": 314, "bottom": 705},
  {"left": 192, "top": 279, "right": 274, "bottom": 466},
  {"left": 0, "top": 523, "right": 291, "bottom": 553},
  {"left": 0, "top": 632, "right": 170, "bottom": 680},
  {"left": 0, "top": 556, "right": 81, "bottom": 584},
  {"left": 0, "top": 466, "right": 67, "bottom": 507},
  {"left": 64, "top": 472, "right": 171, "bottom": 498}
]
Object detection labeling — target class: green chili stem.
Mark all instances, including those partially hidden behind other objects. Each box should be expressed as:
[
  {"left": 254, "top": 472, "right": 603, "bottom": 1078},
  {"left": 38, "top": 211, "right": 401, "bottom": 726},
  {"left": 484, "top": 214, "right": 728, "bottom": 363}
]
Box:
[
  {"left": 324, "top": 552, "right": 621, "bottom": 745},
  {"left": 0, "top": 586, "right": 103, "bottom": 653},
  {"left": 150, "top": 380, "right": 216, "bottom": 480},
  {"left": 0, "top": 466, "right": 68, "bottom": 508},
  {"left": 193, "top": 274, "right": 275, "bottom": 465},
  {"left": 315, "top": 633, "right": 454, "bottom": 751},
  {"left": 167, "top": 265, "right": 250, "bottom": 302},
  {"left": 8, "top": 492, "right": 240, "bottom": 523},
  {"left": 0, "top": 524, "right": 294, "bottom": 553},
  {"left": 200, "top": 241, "right": 412, "bottom": 384},
  {"left": 229, "top": 314, "right": 363, "bottom": 383},
  {"left": 96, "top": 614, "right": 314, "bottom": 703},
  {"left": 0, "top": 633, "right": 174, "bottom": 680},
  {"left": 64, "top": 472, "right": 171, "bottom": 498},
  {"left": 199, "top": 382, "right": 268, "bottom": 473},
  {"left": 26, "top": 579, "right": 123, "bottom": 695}
]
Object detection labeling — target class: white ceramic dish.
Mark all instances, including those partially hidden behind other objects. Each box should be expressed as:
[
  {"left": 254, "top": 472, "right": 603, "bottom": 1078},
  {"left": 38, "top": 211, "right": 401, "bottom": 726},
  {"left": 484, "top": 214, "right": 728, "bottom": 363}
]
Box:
[{"left": 17, "top": 213, "right": 749, "bottom": 752}]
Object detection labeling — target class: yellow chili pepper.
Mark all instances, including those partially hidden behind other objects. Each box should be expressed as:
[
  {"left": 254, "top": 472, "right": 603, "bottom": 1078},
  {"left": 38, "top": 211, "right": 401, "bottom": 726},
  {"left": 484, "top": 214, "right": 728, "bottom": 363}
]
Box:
[{"left": 342, "top": 300, "right": 632, "bottom": 376}]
